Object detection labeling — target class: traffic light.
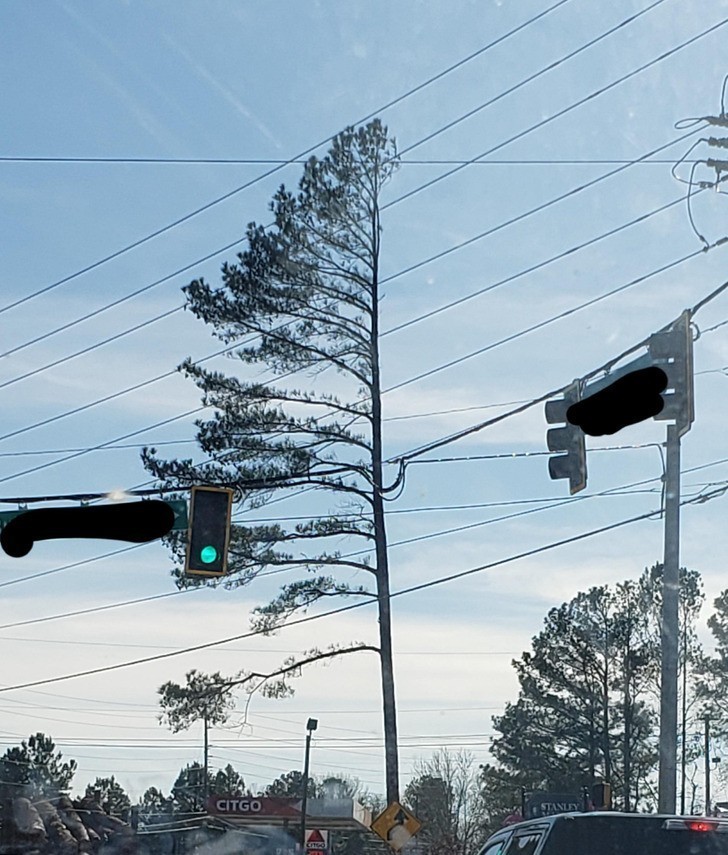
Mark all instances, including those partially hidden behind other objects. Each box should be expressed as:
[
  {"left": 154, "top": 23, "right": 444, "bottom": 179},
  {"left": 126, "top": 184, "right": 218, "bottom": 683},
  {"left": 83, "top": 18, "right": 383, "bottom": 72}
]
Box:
[
  {"left": 566, "top": 366, "right": 668, "bottom": 437},
  {"left": 185, "top": 486, "right": 234, "bottom": 576},
  {"left": 648, "top": 309, "right": 694, "bottom": 437},
  {"left": 566, "top": 311, "right": 694, "bottom": 438},
  {"left": 545, "top": 381, "right": 587, "bottom": 494}
]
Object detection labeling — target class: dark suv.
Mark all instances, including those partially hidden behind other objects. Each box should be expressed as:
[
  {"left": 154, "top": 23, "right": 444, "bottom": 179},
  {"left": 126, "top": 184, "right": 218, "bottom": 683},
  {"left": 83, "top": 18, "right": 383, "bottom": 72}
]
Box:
[{"left": 479, "top": 811, "right": 728, "bottom": 855}]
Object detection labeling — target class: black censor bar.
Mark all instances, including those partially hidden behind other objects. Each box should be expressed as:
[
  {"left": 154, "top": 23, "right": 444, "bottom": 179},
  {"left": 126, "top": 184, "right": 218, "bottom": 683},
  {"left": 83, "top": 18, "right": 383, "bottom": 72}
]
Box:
[{"left": 0, "top": 500, "right": 175, "bottom": 558}]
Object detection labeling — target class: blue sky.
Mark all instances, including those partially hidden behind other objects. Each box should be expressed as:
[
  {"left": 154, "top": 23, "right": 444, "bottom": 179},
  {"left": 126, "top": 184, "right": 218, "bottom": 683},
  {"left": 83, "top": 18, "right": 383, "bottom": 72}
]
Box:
[{"left": 3, "top": 0, "right": 728, "bottom": 804}]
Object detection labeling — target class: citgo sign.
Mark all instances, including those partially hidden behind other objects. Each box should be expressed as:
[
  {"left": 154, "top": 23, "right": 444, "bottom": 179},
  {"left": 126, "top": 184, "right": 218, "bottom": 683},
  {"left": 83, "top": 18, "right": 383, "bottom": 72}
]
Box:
[
  {"left": 206, "top": 796, "right": 302, "bottom": 819},
  {"left": 213, "top": 798, "right": 263, "bottom": 813}
]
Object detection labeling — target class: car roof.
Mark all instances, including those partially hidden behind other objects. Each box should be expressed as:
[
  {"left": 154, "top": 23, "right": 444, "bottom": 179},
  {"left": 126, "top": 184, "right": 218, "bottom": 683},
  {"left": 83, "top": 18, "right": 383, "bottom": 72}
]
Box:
[{"left": 491, "top": 812, "right": 715, "bottom": 836}]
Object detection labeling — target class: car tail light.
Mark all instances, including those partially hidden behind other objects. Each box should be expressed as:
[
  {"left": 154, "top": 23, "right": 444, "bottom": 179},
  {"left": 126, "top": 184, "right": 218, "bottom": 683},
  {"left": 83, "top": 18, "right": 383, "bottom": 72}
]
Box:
[{"left": 663, "top": 819, "right": 728, "bottom": 833}]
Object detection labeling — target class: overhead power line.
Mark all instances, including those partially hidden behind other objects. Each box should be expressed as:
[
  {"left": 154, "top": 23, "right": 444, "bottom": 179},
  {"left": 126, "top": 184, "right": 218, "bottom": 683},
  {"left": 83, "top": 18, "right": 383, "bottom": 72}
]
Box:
[
  {"left": 383, "top": 238, "right": 727, "bottom": 399},
  {"left": 0, "top": 238, "right": 247, "bottom": 361},
  {"left": 0, "top": 133, "right": 703, "bottom": 451},
  {"left": 380, "top": 129, "right": 704, "bottom": 302},
  {"left": 1, "top": 129, "right": 698, "bottom": 397},
  {"left": 0, "top": 0, "right": 682, "bottom": 366},
  {"left": 0, "top": 0, "right": 571, "bottom": 318},
  {"left": 389, "top": 264, "right": 728, "bottom": 465},
  {"left": 0, "top": 156, "right": 701, "bottom": 165},
  {"left": 2, "top": 22, "right": 725, "bottom": 513},
  {"left": 383, "top": 13, "right": 728, "bottom": 213},
  {"left": 1, "top": 236, "right": 723, "bottom": 492}
]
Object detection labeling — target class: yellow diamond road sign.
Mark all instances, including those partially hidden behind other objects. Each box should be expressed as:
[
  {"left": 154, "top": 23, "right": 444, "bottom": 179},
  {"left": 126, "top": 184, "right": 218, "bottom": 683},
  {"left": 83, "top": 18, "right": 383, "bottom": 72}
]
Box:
[{"left": 371, "top": 801, "right": 421, "bottom": 850}]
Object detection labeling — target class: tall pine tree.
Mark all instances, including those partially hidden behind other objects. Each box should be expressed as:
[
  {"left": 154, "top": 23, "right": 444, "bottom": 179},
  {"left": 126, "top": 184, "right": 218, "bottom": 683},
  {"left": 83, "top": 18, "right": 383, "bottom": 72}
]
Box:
[{"left": 143, "top": 120, "right": 401, "bottom": 799}]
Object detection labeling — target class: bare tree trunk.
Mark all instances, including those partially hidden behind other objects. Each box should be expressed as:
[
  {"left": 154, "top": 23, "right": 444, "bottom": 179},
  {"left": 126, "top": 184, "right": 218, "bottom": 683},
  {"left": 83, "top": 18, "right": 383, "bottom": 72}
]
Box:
[
  {"left": 623, "top": 653, "right": 632, "bottom": 812},
  {"left": 203, "top": 713, "right": 209, "bottom": 803},
  {"left": 602, "top": 631, "right": 612, "bottom": 783},
  {"left": 370, "top": 194, "right": 399, "bottom": 804}
]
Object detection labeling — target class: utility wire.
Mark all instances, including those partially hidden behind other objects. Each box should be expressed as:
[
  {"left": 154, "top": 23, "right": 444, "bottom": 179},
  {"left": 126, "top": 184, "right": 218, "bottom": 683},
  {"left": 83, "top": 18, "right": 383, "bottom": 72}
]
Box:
[
  {"left": 0, "top": 2, "right": 685, "bottom": 366},
  {"left": 0, "top": 406, "right": 207, "bottom": 487},
  {"left": 390, "top": 0, "right": 669, "bottom": 169},
  {"left": 0, "top": 239, "right": 247, "bottom": 361},
  {"left": 0, "top": 156, "right": 702, "bottom": 165},
  {"left": 1, "top": 235, "right": 721, "bottom": 489},
  {"left": 0, "top": 0, "right": 571, "bottom": 317},
  {"left": 383, "top": 15, "right": 728, "bottom": 213},
  {"left": 3, "top": 24, "right": 726, "bottom": 501},
  {"left": 1, "top": 487, "right": 724, "bottom": 694},
  {"left": 1, "top": 12, "right": 704, "bottom": 401},
  {"left": 0, "top": 305, "right": 183, "bottom": 391},
  {"left": 0, "top": 491, "right": 658, "bottom": 623},
  {"left": 389, "top": 255, "right": 728, "bottom": 465},
  {"left": 0, "top": 134, "right": 702, "bottom": 447},
  {"left": 384, "top": 238, "right": 726, "bottom": 400},
  {"left": 380, "top": 133, "right": 705, "bottom": 325},
  {"left": 0, "top": 343, "right": 237, "bottom": 445},
  {"left": 1, "top": 131, "right": 698, "bottom": 396}
]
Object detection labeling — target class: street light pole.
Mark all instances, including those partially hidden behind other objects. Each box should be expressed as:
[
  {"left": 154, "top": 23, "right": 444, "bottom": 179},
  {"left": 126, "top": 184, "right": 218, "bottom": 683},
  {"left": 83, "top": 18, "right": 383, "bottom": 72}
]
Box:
[
  {"left": 300, "top": 718, "right": 318, "bottom": 851},
  {"left": 705, "top": 716, "right": 712, "bottom": 817}
]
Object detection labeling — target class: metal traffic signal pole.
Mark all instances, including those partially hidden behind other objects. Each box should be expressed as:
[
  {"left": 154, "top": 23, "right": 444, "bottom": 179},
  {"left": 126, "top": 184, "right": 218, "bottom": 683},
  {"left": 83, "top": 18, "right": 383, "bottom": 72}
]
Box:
[
  {"left": 652, "top": 312, "right": 693, "bottom": 814},
  {"left": 544, "top": 311, "right": 694, "bottom": 814},
  {"left": 658, "top": 422, "right": 681, "bottom": 814}
]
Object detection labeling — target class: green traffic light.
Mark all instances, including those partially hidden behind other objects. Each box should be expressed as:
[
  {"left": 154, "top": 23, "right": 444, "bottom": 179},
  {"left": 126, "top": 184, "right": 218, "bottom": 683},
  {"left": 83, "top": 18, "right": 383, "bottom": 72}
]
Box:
[{"left": 200, "top": 545, "right": 219, "bottom": 564}]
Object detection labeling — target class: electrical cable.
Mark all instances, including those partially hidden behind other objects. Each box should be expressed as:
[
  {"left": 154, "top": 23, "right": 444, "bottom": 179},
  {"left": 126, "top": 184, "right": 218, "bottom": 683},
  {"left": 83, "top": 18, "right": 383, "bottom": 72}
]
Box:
[
  {"left": 0, "top": 237, "right": 247, "bottom": 361},
  {"left": 0, "top": 0, "right": 572, "bottom": 317},
  {"left": 0, "top": 305, "right": 184, "bottom": 391},
  {"left": 383, "top": 237, "right": 727, "bottom": 401},
  {"left": 381, "top": 164, "right": 704, "bottom": 336},
  {"left": 382, "top": 15, "right": 728, "bottom": 214},
  {"left": 0, "top": 146, "right": 705, "bottom": 454},
  {"left": 0, "top": 485, "right": 723, "bottom": 694},
  {"left": 0, "top": 156, "right": 703, "bottom": 165},
  {"left": 4, "top": 16, "right": 712, "bottom": 407},
  {"left": 0, "top": 3, "right": 689, "bottom": 368},
  {"left": 0, "top": 137, "right": 697, "bottom": 412},
  {"left": 0, "top": 262, "right": 723, "bottom": 629},
  {"left": 0, "top": 342, "right": 238, "bottom": 446},
  {"left": 388, "top": 264, "right": 728, "bottom": 466},
  {"left": 0, "top": 240, "right": 721, "bottom": 535},
  {"left": 0, "top": 406, "right": 207, "bottom": 486}
]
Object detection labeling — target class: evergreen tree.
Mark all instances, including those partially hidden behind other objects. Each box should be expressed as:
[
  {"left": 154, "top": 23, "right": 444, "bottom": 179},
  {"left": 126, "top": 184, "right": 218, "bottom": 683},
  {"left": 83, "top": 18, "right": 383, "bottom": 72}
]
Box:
[
  {"left": 488, "top": 584, "right": 658, "bottom": 810},
  {"left": 137, "top": 786, "right": 175, "bottom": 828},
  {"left": 0, "top": 733, "right": 76, "bottom": 801},
  {"left": 171, "top": 762, "right": 213, "bottom": 814},
  {"left": 484, "top": 567, "right": 705, "bottom": 814},
  {"left": 142, "top": 119, "right": 401, "bottom": 799},
  {"left": 83, "top": 775, "right": 131, "bottom": 817},
  {"left": 264, "top": 770, "right": 321, "bottom": 799},
  {"left": 158, "top": 669, "right": 236, "bottom": 733},
  {"left": 213, "top": 764, "right": 246, "bottom": 795}
]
